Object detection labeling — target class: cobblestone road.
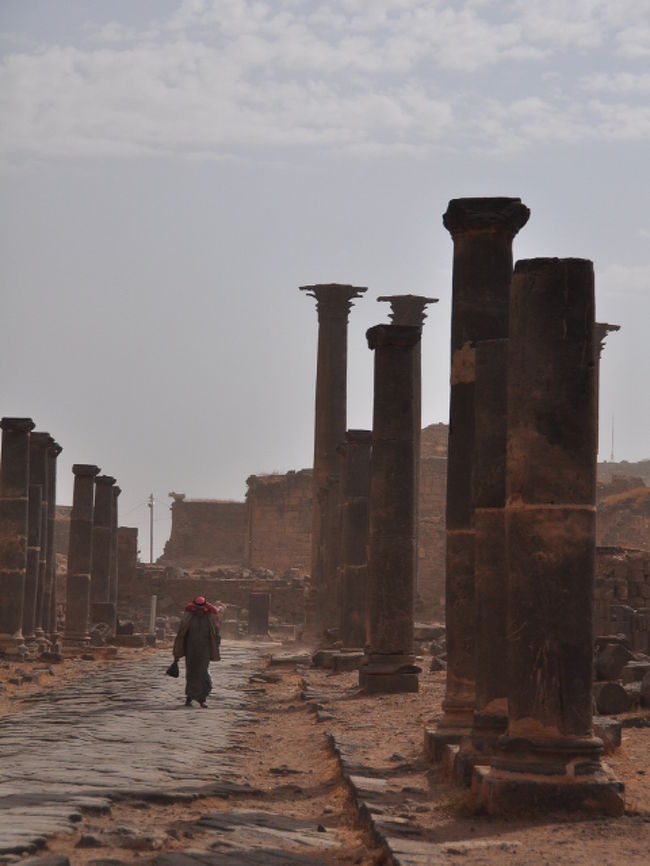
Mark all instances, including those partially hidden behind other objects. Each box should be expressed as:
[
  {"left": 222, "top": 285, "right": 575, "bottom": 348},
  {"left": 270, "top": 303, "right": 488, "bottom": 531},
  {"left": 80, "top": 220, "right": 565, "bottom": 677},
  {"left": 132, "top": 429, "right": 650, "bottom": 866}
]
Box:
[{"left": 0, "top": 644, "right": 258, "bottom": 856}]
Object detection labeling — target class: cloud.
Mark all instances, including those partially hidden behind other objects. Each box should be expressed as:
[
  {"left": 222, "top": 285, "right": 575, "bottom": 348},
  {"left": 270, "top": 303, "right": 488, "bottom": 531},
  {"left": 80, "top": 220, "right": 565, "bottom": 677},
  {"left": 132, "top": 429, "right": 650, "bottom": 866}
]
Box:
[{"left": 2, "top": 0, "right": 650, "bottom": 166}]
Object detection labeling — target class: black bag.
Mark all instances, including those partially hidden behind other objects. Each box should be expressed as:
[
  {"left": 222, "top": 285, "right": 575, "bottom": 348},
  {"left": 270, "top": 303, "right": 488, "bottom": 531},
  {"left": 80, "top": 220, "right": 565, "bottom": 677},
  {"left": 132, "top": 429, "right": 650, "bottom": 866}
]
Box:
[{"left": 166, "top": 659, "right": 179, "bottom": 678}]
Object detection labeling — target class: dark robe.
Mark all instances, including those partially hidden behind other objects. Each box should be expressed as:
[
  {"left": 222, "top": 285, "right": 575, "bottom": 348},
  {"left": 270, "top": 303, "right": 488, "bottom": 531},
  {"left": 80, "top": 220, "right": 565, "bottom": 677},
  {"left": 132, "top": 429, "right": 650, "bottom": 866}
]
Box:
[{"left": 173, "top": 610, "right": 221, "bottom": 703}]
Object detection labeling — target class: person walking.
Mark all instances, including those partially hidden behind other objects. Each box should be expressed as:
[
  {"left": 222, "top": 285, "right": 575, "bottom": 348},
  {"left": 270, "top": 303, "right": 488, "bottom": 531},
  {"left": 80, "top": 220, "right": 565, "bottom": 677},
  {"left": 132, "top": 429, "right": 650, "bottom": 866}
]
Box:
[{"left": 173, "top": 596, "right": 224, "bottom": 708}]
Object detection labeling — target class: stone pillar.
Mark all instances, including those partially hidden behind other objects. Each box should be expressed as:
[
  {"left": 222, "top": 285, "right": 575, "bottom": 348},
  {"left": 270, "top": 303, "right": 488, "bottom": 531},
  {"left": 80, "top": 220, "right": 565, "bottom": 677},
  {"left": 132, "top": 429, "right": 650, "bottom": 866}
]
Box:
[
  {"left": 117, "top": 527, "right": 138, "bottom": 593},
  {"left": 42, "top": 441, "right": 62, "bottom": 641},
  {"left": 33, "top": 435, "right": 53, "bottom": 648},
  {"left": 470, "top": 339, "right": 509, "bottom": 753},
  {"left": 480, "top": 258, "right": 624, "bottom": 815},
  {"left": 360, "top": 324, "right": 421, "bottom": 694},
  {"left": 300, "top": 283, "right": 367, "bottom": 634},
  {"left": 109, "top": 485, "right": 120, "bottom": 618},
  {"left": 23, "top": 433, "right": 51, "bottom": 647},
  {"left": 63, "top": 464, "right": 100, "bottom": 649},
  {"left": 0, "top": 417, "right": 35, "bottom": 654},
  {"left": 339, "top": 429, "right": 372, "bottom": 648},
  {"left": 90, "top": 475, "right": 115, "bottom": 628},
  {"left": 377, "top": 295, "right": 437, "bottom": 603},
  {"left": 435, "top": 197, "right": 529, "bottom": 749}
]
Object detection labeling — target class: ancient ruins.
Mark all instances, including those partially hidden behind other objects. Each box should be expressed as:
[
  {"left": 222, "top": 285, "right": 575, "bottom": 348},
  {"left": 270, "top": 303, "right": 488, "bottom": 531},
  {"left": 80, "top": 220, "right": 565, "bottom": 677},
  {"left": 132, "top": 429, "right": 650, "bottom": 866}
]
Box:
[{"left": 1, "top": 195, "right": 649, "bottom": 863}]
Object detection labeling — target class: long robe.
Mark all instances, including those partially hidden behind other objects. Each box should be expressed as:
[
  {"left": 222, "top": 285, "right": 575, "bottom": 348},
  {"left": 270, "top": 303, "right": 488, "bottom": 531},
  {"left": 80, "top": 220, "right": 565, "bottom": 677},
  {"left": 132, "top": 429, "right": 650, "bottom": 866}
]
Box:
[{"left": 173, "top": 612, "right": 220, "bottom": 702}]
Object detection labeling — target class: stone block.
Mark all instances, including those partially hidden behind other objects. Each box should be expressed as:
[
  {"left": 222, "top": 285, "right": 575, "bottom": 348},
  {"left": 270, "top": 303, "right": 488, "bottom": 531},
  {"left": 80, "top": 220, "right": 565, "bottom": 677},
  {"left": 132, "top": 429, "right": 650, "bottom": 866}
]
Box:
[
  {"left": 333, "top": 651, "right": 364, "bottom": 672},
  {"left": 621, "top": 660, "right": 650, "bottom": 683},
  {"left": 593, "top": 681, "right": 630, "bottom": 715},
  {"left": 641, "top": 671, "right": 650, "bottom": 707},
  {"left": 624, "top": 681, "right": 642, "bottom": 708},
  {"left": 361, "top": 671, "right": 419, "bottom": 694},
  {"left": 596, "top": 642, "right": 634, "bottom": 680},
  {"left": 112, "top": 633, "right": 146, "bottom": 648},
  {"left": 593, "top": 715, "right": 623, "bottom": 752},
  {"left": 413, "top": 623, "right": 445, "bottom": 641}
]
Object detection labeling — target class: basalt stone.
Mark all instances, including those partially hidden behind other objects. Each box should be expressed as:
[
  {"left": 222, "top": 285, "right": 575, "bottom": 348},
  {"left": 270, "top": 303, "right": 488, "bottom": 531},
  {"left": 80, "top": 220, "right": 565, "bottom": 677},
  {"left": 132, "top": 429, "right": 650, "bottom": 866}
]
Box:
[
  {"left": 596, "top": 642, "right": 634, "bottom": 681},
  {"left": 594, "top": 681, "right": 630, "bottom": 715}
]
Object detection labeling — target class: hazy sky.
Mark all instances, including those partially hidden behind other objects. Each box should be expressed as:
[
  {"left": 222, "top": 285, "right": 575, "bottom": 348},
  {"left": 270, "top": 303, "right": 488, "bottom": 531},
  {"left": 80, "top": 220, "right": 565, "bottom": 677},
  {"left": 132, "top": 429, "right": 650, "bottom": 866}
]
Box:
[{"left": 1, "top": 0, "right": 649, "bottom": 558}]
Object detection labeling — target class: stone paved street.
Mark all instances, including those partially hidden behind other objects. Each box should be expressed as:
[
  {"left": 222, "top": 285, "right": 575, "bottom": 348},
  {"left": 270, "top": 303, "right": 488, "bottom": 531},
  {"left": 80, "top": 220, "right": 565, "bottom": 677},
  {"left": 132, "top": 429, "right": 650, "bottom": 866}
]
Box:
[{"left": 0, "top": 645, "right": 258, "bottom": 857}]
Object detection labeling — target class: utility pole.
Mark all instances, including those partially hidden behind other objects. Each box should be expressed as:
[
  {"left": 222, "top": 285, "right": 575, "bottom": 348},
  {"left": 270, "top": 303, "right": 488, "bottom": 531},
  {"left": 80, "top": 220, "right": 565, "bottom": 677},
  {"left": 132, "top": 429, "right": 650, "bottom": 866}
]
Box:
[
  {"left": 148, "top": 493, "right": 154, "bottom": 564},
  {"left": 610, "top": 415, "right": 615, "bottom": 462}
]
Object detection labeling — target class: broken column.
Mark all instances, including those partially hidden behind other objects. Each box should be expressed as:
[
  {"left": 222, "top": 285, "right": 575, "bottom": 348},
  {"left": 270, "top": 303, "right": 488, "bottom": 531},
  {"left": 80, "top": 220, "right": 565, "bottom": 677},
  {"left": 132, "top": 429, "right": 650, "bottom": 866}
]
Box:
[
  {"left": 479, "top": 258, "right": 624, "bottom": 815},
  {"left": 300, "top": 283, "right": 367, "bottom": 633},
  {"left": 63, "top": 464, "right": 100, "bottom": 649},
  {"left": 23, "top": 432, "right": 51, "bottom": 647},
  {"left": 377, "top": 295, "right": 437, "bottom": 602},
  {"left": 42, "top": 440, "right": 62, "bottom": 642},
  {"left": 360, "top": 324, "right": 421, "bottom": 694},
  {"left": 90, "top": 474, "right": 115, "bottom": 629},
  {"left": 435, "top": 197, "right": 529, "bottom": 750},
  {"left": 109, "top": 484, "right": 120, "bottom": 624},
  {"left": 0, "top": 417, "right": 35, "bottom": 654},
  {"left": 339, "top": 429, "right": 372, "bottom": 648}
]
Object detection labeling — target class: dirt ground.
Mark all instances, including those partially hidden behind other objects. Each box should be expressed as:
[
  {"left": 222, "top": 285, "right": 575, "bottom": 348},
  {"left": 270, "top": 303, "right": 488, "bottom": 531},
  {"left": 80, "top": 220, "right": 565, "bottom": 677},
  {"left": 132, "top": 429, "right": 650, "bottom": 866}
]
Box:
[{"left": 1, "top": 646, "right": 649, "bottom": 865}]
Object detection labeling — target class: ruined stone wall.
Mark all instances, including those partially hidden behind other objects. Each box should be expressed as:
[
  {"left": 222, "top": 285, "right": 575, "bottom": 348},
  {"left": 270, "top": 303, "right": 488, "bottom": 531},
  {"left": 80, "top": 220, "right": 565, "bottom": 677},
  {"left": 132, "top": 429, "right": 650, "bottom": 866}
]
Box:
[
  {"left": 158, "top": 499, "right": 245, "bottom": 568},
  {"left": 597, "top": 486, "right": 650, "bottom": 552},
  {"left": 117, "top": 526, "right": 138, "bottom": 590},
  {"left": 416, "top": 423, "right": 448, "bottom": 619},
  {"left": 244, "top": 469, "right": 312, "bottom": 575},
  {"left": 119, "top": 564, "right": 306, "bottom": 626},
  {"left": 54, "top": 505, "right": 71, "bottom": 557},
  {"left": 595, "top": 547, "right": 650, "bottom": 653}
]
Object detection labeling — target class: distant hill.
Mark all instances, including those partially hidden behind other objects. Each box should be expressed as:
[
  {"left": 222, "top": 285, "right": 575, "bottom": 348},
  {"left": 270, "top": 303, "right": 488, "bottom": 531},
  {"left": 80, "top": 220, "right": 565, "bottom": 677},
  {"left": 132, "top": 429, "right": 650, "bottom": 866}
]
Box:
[{"left": 598, "top": 459, "right": 650, "bottom": 486}]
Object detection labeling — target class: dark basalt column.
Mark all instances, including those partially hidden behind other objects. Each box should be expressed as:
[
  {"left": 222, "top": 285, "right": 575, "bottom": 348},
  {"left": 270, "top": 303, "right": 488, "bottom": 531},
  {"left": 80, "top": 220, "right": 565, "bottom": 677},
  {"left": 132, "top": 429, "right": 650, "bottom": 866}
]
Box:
[
  {"left": 90, "top": 475, "right": 115, "bottom": 628},
  {"left": 436, "top": 197, "right": 529, "bottom": 749},
  {"left": 23, "top": 433, "right": 51, "bottom": 646},
  {"left": 480, "top": 258, "right": 624, "bottom": 815},
  {"left": 339, "top": 429, "right": 372, "bottom": 648},
  {"left": 470, "top": 339, "right": 509, "bottom": 752},
  {"left": 0, "top": 417, "right": 35, "bottom": 654},
  {"left": 377, "top": 295, "right": 437, "bottom": 602},
  {"left": 42, "top": 441, "right": 62, "bottom": 642},
  {"left": 109, "top": 485, "right": 120, "bottom": 619},
  {"left": 360, "top": 324, "right": 421, "bottom": 694},
  {"left": 63, "top": 464, "right": 100, "bottom": 649},
  {"left": 32, "top": 434, "right": 53, "bottom": 648},
  {"left": 594, "top": 322, "right": 620, "bottom": 456},
  {"left": 300, "top": 283, "right": 367, "bottom": 634}
]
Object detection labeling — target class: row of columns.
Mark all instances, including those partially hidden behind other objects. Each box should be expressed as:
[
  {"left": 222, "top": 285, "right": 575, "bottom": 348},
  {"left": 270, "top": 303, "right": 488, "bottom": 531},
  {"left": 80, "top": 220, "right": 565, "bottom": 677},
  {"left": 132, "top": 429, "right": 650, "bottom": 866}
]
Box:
[
  {"left": 0, "top": 418, "right": 122, "bottom": 656},
  {"left": 301, "top": 196, "right": 623, "bottom": 813}
]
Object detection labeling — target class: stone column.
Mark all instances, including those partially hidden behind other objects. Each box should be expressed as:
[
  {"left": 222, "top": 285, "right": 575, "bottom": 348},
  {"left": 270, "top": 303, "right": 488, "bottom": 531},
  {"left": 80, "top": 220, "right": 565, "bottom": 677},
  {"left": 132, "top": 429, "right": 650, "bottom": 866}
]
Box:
[
  {"left": 33, "top": 435, "right": 53, "bottom": 649},
  {"left": 63, "top": 464, "right": 100, "bottom": 649},
  {"left": 480, "top": 258, "right": 624, "bottom": 815},
  {"left": 0, "top": 417, "right": 35, "bottom": 654},
  {"left": 90, "top": 475, "right": 115, "bottom": 628},
  {"left": 300, "top": 283, "right": 367, "bottom": 633},
  {"left": 435, "top": 197, "right": 529, "bottom": 750},
  {"left": 42, "top": 441, "right": 62, "bottom": 642},
  {"left": 109, "top": 485, "right": 121, "bottom": 626},
  {"left": 360, "top": 324, "right": 421, "bottom": 694},
  {"left": 594, "top": 322, "right": 620, "bottom": 457},
  {"left": 23, "top": 433, "right": 51, "bottom": 647},
  {"left": 377, "top": 295, "right": 437, "bottom": 603},
  {"left": 339, "top": 429, "right": 372, "bottom": 648},
  {"left": 470, "top": 339, "right": 509, "bottom": 754}
]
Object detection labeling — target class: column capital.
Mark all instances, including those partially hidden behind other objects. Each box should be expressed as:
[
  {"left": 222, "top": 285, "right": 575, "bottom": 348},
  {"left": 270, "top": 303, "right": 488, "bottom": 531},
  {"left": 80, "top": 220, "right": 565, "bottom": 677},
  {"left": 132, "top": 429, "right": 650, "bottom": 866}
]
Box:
[
  {"left": 49, "top": 441, "right": 63, "bottom": 458},
  {"left": 72, "top": 464, "right": 101, "bottom": 478},
  {"left": 594, "top": 321, "right": 620, "bottom": 358},
  {"left": 113, "top": 486, "right": 121, "bottom": 498},
  {"left": 30, "top": 432, "right": 53, "bottom": 449},
  {"left": 300, "top": 283, "right": 367, "bottom": 320},
  {"left": 95, "top": 474, "right": 116, "bottom": 487},
  {"left": 367, "top": 323, "right": 421, "bottom": 351},
  {"left": 443, "top": 197, "right": 530, "bottom": 238},
  {"left": 377, "top": 294, "right": 438, "bottom": 327},
  {"left": 1, "top": 417, "right": 35, "bottom": 433}
]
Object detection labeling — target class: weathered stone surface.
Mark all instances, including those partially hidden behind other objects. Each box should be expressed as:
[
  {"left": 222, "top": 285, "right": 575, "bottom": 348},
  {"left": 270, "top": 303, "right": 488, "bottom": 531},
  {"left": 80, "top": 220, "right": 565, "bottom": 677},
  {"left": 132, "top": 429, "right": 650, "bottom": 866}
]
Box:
[
  {"left": 63, "top": 464, "right": 100, "bottom": 648},
  {"left": 641, "top": 670, "right": 650, "bottom": 706},
  {"left": 596, "top": 642, "right": 634, "bottom": 680},
  {"left": 594, "top": 680, "right": 630, "bottom": 715},
  {"left": 621, "top": 660, "right": 650, "bottom": 683}
]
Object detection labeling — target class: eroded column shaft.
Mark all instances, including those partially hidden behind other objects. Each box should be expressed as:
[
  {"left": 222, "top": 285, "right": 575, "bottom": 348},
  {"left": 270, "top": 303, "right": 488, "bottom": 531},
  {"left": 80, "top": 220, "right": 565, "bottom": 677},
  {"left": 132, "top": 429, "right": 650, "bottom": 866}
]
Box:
[
  {"left": 42, "top": 441, "right": 62, "bottom": 640},
  {"left": 438, "top": 197, "right": 529, "bottom": 740},
  {"left": 361, "top": 324, "right": 420, "bottom": 694},
  {"left": 0, "top": 417, "right": 35, "bottom": 652},
  {"left": 63, "top": 464, "right": 100, "bottom": 648}
]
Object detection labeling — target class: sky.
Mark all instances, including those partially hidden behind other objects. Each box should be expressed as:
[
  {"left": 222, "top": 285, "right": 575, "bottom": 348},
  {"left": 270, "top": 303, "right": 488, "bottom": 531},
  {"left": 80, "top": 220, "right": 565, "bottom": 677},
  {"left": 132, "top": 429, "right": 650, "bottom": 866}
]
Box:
[{"left": 1, "top": 0, "right": 649, "bottom": 559}]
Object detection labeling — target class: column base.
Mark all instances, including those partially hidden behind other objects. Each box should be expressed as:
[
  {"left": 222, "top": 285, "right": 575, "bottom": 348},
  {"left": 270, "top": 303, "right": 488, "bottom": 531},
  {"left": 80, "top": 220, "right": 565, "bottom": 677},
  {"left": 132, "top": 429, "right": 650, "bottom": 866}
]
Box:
[
  {"left": 91, "top": 602, "right": 116, "bottom": 632},
  {"left": 62, "top": 632, "right": 90, "bottom": 653},
  {"left": 359, "top": 653, "right": 420, "bottom": 694},
  {"left": 0, "top": 634, "right": 28, "bottom": 657},
  {"left": 430, "top": 694, "right": 475, "bottom": 760},
  {"left": 472, "top": 764, "right": 625, "bottom": 816}
]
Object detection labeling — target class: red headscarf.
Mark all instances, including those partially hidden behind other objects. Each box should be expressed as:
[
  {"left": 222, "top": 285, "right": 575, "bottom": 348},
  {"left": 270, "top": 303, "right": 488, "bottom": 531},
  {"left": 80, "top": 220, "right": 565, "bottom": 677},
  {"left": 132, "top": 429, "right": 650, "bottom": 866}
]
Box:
[{"left": 185, "top": 596, "right": 220, "bottom": 620}]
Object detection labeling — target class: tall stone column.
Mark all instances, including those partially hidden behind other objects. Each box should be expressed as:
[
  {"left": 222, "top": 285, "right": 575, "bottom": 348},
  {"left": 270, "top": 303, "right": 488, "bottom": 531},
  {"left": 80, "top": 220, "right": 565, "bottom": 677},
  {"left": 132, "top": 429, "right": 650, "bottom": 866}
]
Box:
[
  {"left": 300, "top": 283, "right": 367, "bottom": 634},
  {"left": 360, "top": 324, "right": 421, "bottom": 694},
  {"left": 0, "top": 417, "right": 35, "bottom": 654},
  {"left": 63, "top": 464, "right": 100, "bottom": 649},
  {"left": 470, "top": 339, "right": 508, "bottom": 754},
  {"left": 42, "top": 441, "right": 62, "bottom": 642},
  {"left": 109, "top": 484, "right": 121, "bottom": 626},
  {"left": 480, "top": 258, "right": 624, "bottom": 815},
  {"left": 90, "top": 475, "right": 115, "bottom": 628},
  {"left": 378, "top": 295, "right": 437, "bottom": 603},
  {"left": 339, "top": 429, "right": 372, "bottom": 648},
  {"left": 435, "top": 197, "right": 529, "bottom": 750},
  {"left": 23, "top": 433, "right": 51, "bottom": 647}
]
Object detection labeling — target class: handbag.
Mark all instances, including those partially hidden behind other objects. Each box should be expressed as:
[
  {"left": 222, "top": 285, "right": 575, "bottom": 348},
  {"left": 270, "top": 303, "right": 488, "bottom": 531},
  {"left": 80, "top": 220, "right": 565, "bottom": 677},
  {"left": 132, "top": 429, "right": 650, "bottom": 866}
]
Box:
[{"left": 166, "top": 659, "right": 179, "bottom": 678}]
